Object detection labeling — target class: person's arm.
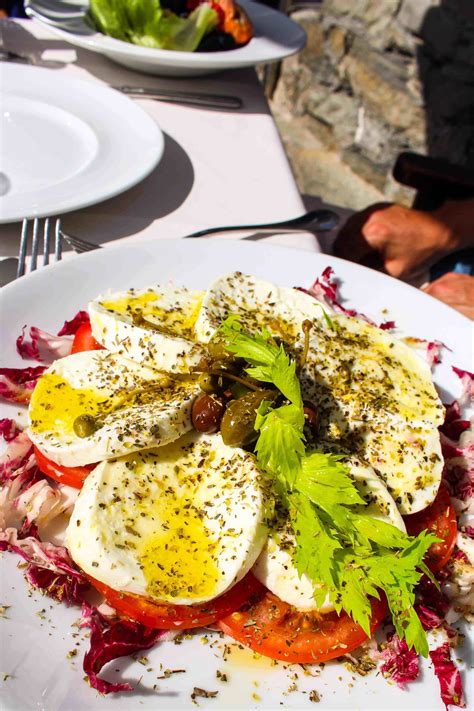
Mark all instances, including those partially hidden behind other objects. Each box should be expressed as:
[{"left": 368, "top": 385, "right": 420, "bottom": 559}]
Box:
[
  {"left": 333, "top": 199, "right": 474, "bottom": 281},
  {"left": 422, "top": 273, "right": 474, "bottom": 320}
]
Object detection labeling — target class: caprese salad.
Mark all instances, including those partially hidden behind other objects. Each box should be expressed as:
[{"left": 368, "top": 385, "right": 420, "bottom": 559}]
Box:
[{"left": 0, "top": 269, "right": 471, "bottom": 706}]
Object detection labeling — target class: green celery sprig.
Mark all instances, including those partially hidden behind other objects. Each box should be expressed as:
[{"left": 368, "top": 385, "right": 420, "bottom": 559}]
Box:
[{"left": 218, "top": 317, "right": 439, "bottom": 656}]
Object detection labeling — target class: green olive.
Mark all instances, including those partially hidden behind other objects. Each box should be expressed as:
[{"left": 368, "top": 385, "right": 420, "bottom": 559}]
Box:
[
  {"left": 207, "top": 339, "right": 230, "bottom": 361},
  {"left": 198, "top": 373, "right": 219, "bottom": 394},
  {"left": 73, "top": 414, "right": 99, "bottom": 438},
  {"left": 220, "top": 389, "right": 275, "bottom": 447}
]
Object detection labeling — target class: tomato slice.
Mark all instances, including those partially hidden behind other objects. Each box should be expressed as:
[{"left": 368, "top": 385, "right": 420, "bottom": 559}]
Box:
[
  {"left": 404, "top": 481, "right": 457, "bottom": 572},
  {"left": 218, "top": 588, "right": 387, "bottom": 664},
  {"left": 87, "top": 572, "right": 264, "bottom": 630},
  {"left": 34, "top": 446, "right": 95, "bottom": 488},
  {"left": 71, "top": 322, "right": 103, "bottom": 354}
]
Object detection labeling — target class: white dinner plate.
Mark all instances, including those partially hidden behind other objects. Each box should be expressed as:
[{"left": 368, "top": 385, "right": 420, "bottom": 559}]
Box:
[
  {"left": 0, "top": 240, "right": 471, "bottom": 711},
  {"left": 0, "top": 64, "right": 164, "bottom": 223},
  {"left": 25, "top": 0, "right": 306, "bottom": 76}
]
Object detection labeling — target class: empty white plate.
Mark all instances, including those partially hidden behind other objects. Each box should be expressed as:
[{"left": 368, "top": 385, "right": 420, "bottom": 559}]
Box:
[{"left": 0, "top": 64, "right": 164, "bottom": 223}]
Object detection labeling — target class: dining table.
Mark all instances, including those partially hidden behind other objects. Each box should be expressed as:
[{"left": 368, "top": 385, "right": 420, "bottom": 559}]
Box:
[
  {"left": 0, "top": 17, "right": 348, "bottom": 267},
  {"left": 0, "top": 19, "right": 472, "bottom": 711}
]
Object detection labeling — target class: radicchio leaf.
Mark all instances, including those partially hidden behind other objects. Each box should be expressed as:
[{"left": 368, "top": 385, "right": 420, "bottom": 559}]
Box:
[
  {"left": 0, "top": 430, "right": 34, "bottom": 480},
  {"left": 301, "top": 267, "right": 397, "bottom": 330},
  {"left": 416, "top": 576, "right": 450, "bottom": 621},
  {"left": 415, "top": 604, "right": 444, "bottom": 631},
  {"left": 0, "top": 366, "right": 46, "bottom": 403},
  {"left": 0, "top": 529, "right": 89, "bottom": 605},
  {"left": 440, "top": 402, "right": 470, "bottom": 441},
  {"left": 1, "top": 467, "right": 78, "bottom": 531},
  {"left": 452, "top": 549, "right": 469, "bottom": 563},
  {"left": 443, "top": 460, "right": 473, "bottom": 502},
  {"left": 79, "top": 603, "right": 165, "bottom": 694},
  {"left": 379, "top": 634, "right": 420, "bottom": 688},
  {"left": 25, "top": 565, "right": 87, "bottom": 605},
  {"left": 429, "top": 642, "right": 465, "bottom": 709},
  {"left": 439, "top": 393, "right": 474, "bottom": 502},
  {"left": 57, "top": 310, "right": 89, "bottom": 337},
  {"left": 440, "top": 423, "right": 474, "bottom": 502},
  {"left": 0, "top": 418, "right": 22, "bottom": 442},
  {"left": 452, "top": 367, "right": 474, "bottom": 406},
  {"left": 16, "top": 326, "right": 72, "bottom": 363},
  {"left": 462, "top": 525, "right": 474, "bottom": 540},
  {"left": 403, "top": 336, "right": 446, "bottom": 369}
]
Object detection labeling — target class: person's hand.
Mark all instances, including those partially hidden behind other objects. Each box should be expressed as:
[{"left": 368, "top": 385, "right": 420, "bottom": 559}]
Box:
[
  {"left": 333, "top": 203, "right": 456, "bottom": 280},
  {"left": 422, "top": 273, "right": 474, "bottom": 320}
]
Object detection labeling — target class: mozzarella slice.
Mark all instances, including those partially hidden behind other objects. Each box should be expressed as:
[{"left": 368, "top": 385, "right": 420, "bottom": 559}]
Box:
[
  {"left": 196, "top": 272, "right": 443, "bottom": 514},
  {"left": 28, "top": 350, "right": 199, "bottom": 467},
  {"left": 89, "top": 285, "right": 205, "bottom": 374},
  {"left": 297, "top": 313, "right": 444, "bottom": 514},
  {"left": 66, "top": 433, "right": 268, "bottom": 605},
  {"left": 252, "top": 459, "right": 406, "bottom": 611},
  {"left": 194, "top": 271, "right": 328, "bottom": 344}
]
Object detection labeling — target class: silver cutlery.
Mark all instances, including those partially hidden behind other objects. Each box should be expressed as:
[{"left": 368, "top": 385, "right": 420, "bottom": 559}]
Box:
[
  {"left": 32, "top": 209, "right": 340, "bottom": 255},
  {"left": 24, "top": 1, "right": 93, "bottom": 33},
  {"left": 17, "top": 218, "right": 62, "bottom": 279},
  {"left": 118, "top": 86, "right": 243, "bottom": 111},
  {"left": 10, "top": 210, "right": 339, "bottom": 285},
  {"left": 0, "top": 50, "right": 32, "bottom": 64},
  {"left": 183, "top": 209, "right": 340, "bottom": 238},
  {"left": 60, "top": 229, "right": 100, "bottom": 253},
  {"left": 26, "top": 0, "right": 87, "bottom": 20}
]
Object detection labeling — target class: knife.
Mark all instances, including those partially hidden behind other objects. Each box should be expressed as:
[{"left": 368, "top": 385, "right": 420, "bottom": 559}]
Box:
[{"left": 117, "top": 86, "right": 243, "bottom": 110}]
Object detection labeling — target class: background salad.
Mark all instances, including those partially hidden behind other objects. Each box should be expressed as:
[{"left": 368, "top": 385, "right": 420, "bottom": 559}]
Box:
[{"left": 88, "top": 0, "right": 254, "bottom": 53}]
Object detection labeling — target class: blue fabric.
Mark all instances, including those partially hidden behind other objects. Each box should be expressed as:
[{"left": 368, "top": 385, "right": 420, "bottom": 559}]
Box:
[
  {"left": 3, "top": 1, "right": 27, "bottom": 17},
  {"left": 429, "top": 248, "right": 474, "bottom": 280}
]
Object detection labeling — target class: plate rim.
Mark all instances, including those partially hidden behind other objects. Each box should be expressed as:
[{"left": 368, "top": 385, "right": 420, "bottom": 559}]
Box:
[
  {"left": 0, "top": 64, "right": 164, "bottom": 223},
  {"left": 1, "top": 237, "right": 471, "bottom": 330}
]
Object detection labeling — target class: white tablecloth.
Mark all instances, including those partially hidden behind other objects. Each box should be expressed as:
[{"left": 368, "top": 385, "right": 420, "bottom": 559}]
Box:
[{"left": 0, "top": 19, "right": 326, "bottom": 258}]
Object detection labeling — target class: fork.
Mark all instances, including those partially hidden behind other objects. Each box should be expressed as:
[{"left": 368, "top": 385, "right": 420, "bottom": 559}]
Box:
[
  {"left": 182, "top": 209, "right": 340, "bottom": 238},
  {"left": 17, "top": 218, "right": 101, "bottom": 279},
  {"left": 17, "top": 218, "right": 62, "bottom": 278},
  {"left": 16, "top": 209, "right": 340, "bottom": 279}
]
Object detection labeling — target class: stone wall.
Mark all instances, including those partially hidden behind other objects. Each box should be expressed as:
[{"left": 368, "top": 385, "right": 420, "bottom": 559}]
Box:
[{"left": 270, "top": 0, "right": 474, "bottom": 209}]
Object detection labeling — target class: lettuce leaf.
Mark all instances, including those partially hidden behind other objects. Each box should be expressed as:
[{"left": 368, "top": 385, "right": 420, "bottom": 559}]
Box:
[{"left": 89, "top": 0, "right": 219, "bottom": 52}]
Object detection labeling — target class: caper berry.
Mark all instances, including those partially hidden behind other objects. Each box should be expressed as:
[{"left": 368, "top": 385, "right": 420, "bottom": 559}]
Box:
[
  {"left": 73, "top": 414, "right": 99, "bottom": 438},
  {"left": 220, "top": 389, "right": 275, "bottom": 447},
  {"left": 198, "top": 373, "right": 219, "bottom": 394},
  {"left": 207, "top": 339, "right": 229, "bottom": 361}
]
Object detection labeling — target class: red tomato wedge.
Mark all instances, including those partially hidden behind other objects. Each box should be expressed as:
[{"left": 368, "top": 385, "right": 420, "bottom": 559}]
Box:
[
  {"left": 404, "top": 481, "right": 457, "bottom": 572},
  {"left": 34, "top": 446, "right": 95, "bottom": 488},
  {"left": 87, "top": 572, "right": 264, "bottom": 630},
  {"left": 71, "top": 322, "right": 103, "bottom": 354},
  {"left": 218, "top": 588, "right": 387, "bottom": 664}
]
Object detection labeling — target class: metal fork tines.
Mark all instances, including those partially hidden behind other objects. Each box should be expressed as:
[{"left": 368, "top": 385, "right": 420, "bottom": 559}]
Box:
[
  {"left": 60, "top": 231, "right": 100, "bottom": 253},
  {"left": 18, "top": 218, "right": 62, "bottom": 278}
]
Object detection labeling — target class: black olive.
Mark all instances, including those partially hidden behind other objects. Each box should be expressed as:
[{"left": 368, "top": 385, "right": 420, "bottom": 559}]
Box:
[{"left": 192, "top": 393, "right": 225, "bottom": 433}]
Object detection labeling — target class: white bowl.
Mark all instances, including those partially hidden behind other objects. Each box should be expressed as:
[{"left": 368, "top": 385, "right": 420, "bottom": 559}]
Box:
[{"left": 26, "top": 0, "right": 307, "bottom": 77}]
